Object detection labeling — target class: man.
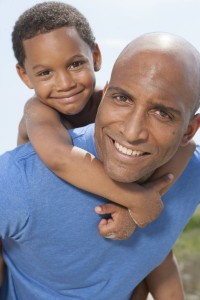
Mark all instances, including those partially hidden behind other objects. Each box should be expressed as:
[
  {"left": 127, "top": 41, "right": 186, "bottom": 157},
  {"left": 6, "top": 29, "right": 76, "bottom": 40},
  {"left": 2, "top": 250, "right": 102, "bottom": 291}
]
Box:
[{"left": 0, "top": 32, "right": 200, "bottom": 299}]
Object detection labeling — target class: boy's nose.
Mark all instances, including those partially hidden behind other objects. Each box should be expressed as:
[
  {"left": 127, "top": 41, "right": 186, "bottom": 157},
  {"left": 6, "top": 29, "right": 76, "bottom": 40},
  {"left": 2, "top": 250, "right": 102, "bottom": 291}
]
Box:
[{"left": 56, "top": 72, "right": 76, "bottom": 91}]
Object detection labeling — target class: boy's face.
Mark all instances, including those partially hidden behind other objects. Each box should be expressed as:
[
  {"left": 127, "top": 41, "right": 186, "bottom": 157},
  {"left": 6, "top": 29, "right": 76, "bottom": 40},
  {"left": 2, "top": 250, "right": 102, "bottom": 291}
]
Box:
[{"left": 17, "top": 27, "right": 101, "bottom": 115}]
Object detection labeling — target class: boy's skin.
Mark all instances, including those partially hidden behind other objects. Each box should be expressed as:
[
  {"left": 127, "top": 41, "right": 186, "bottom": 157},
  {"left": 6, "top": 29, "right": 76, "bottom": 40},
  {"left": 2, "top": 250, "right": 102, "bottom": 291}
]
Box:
[
  {"left": 132, "top": 251, "right": 184, "bottom": 299},
  {"left": 2, "top": 2, "right": 197, "bottom": 298}
]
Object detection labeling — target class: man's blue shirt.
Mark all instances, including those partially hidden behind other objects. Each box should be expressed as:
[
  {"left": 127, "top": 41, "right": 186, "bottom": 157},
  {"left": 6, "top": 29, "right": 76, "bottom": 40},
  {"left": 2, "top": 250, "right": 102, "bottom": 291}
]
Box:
[{"left": 0, "top": 124, "right": 200, "bottom": 299}]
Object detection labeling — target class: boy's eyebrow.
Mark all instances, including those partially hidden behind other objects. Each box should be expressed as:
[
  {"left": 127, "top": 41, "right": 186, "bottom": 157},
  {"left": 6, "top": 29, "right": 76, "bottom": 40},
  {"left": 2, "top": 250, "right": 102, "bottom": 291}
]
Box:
[
  {"left": 32, "top": 54, "right": 87, "bottom": 70},
  {"left": 32, "top": 64, "right": 48, "bottom": 70}
]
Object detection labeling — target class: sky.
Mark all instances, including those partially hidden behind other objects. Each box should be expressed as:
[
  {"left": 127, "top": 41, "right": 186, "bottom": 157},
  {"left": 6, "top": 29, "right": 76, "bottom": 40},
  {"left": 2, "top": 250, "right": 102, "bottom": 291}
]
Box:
[{"left": 1, "top": 0, "right": 200, "bottom": 154}]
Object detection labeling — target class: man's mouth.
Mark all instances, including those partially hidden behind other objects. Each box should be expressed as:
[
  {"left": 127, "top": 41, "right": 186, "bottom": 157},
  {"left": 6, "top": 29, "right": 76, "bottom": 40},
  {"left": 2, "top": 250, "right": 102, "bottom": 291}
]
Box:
[{"left": 114, "top": 141, "right": 147, "bottom": 157}]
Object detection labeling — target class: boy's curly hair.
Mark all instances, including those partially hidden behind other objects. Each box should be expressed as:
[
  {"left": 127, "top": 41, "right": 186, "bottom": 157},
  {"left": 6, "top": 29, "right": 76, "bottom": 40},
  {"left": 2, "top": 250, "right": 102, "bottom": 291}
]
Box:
[{"left": 12, "top": 1, "right": 96, "bottom": 67}]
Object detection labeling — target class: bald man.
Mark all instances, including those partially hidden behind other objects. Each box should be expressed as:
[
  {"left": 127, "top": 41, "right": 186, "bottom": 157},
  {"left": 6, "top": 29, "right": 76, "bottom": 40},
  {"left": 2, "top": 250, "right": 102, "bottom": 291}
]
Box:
[{"left": 0, "top": 32, "right": 200, "bottom": 299}]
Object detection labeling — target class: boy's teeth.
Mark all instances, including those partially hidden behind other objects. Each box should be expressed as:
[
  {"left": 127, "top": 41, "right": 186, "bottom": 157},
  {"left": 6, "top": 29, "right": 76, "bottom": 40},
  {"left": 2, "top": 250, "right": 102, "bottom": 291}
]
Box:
[{"left": 114, "top": 142, "right": 143, "bottom": 156}]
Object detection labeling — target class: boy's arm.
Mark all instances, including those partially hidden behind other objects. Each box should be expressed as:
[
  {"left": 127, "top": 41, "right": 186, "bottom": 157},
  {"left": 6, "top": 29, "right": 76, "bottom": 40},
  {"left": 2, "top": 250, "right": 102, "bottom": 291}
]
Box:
[
  {"left": 145, "top": 251, "right": 185, "bottom": 300},
  {"left": 148, "top": 141, "right": 196, "bottom": 196},
  {"left": 17, "top": 116, "right": 29, "bottom": 145},
  {"left": 96, "top": 141, "right": 195, "bottom": 227},
  {"left": 130, "top": 251, "right": 184, "bottom": 300},
  {"left": 131, "top": 141, "right": 195, "bottom": 223},
  {"left": 131, "top": 280, "right": 148, "bottom": 300},
  {"left": 0, "top": 243, "right": 4, "bottom": 286},
  {"left": 23, "top": 97, "right": 172, "bottom": 227}
]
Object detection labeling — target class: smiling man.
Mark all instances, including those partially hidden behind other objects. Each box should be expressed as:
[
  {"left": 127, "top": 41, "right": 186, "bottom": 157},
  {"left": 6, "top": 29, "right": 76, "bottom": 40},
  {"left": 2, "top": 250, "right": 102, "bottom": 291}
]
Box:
[
  {"left": 95, "top": 33, "right": 200, "bottom": 183},
  {"left": 0, "top": 32, "right": 200, "bottom": 300}
]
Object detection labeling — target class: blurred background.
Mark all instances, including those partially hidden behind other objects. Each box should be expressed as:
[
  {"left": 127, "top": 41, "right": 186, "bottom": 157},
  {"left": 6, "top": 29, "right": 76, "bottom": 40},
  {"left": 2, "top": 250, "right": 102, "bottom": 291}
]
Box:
[{"left": 1, "top": 1, "right": 200, "bottom": 298}]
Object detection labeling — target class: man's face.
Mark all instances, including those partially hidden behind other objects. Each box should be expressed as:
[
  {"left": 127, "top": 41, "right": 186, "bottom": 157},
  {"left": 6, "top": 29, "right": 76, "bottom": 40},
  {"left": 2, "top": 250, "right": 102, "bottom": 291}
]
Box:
[{"left": 95, "top": 51, "right": 196, "bottom": 183}]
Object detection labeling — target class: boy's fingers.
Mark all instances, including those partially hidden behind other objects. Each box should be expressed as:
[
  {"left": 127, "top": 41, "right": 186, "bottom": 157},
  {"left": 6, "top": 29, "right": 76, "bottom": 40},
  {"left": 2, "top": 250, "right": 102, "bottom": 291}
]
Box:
[
  {"left": 98, "top": 219, "right": 117, "bottom": 238},
  {"left": 145, "top": 173, "right": 174, "bottom": 193},
  {"left": 97, "top": 210, "right": 136, "bottom": 240},
  {"left": 95, "top": 203, "right": 117, "bottom": 215}
]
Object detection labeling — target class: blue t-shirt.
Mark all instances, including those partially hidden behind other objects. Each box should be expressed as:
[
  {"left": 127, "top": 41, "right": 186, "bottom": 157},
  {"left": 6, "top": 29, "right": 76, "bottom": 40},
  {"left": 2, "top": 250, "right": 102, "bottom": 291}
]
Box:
[{"left": 0, "top": 124, "right": 200, "bottom": 300}]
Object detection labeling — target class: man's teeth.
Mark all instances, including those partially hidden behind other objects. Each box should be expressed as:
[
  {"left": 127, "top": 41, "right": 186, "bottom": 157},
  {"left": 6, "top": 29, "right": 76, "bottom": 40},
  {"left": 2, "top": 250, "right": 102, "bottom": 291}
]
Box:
[{"left": 114, "top": 142, "right": 144, "bottom": 156}]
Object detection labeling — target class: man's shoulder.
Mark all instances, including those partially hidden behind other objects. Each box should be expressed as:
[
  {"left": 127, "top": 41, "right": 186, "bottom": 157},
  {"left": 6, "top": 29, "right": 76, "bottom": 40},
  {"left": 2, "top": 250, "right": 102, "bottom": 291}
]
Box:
[
  {"left": 69, "top": 124, "right": 94, "bottom": 140},
  {"left": 190, "top": 144, "right": 200, "bottom": 167},
  {"left": 69, "top": 124, "right": 97, "bottom": 155},
  {"left": 0, "top": 143, "right": 36, "bottom": 172},
  {"left": 194, "top": 144, "right": 200, "bottom": 159}
]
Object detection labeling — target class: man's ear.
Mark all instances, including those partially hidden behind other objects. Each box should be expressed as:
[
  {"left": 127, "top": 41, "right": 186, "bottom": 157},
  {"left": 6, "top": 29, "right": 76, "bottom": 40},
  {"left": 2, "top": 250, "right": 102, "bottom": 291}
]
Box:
[
  {"left": 16, "top": 64, "right": 34, "bottom": 89},
  {"left": 181, "top": 113, "right": 200, "bottom": 146},
  {"left": 93, "top": 43, "right": 102, "bottom": 72},
  {"left": 103, "top": 81, "right": 109, "bottom": 95}
]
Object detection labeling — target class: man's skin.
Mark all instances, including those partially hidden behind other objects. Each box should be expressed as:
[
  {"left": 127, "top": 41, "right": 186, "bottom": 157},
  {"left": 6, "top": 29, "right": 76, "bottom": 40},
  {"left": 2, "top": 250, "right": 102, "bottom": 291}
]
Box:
[
  {"left": 95, "top": 33, "right": 200, "bottom": 184},
  {"left": 94, "top": 32, "right": 200, "bottom": 298}
]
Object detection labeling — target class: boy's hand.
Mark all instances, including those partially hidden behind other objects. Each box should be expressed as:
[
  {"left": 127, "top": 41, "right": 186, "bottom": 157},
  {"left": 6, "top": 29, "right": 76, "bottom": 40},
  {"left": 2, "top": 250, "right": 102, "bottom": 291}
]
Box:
[
  {"left": 95, "top": 203, "right": 136, "bottom": 240},
  {"left": 128, "top": 173, "right": 174, "bottom": 228}
]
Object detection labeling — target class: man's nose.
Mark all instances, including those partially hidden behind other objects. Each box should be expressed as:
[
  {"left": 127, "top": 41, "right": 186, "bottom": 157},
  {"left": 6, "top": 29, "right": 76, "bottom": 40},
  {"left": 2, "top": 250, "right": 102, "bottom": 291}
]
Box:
[
  {"left": 56, "top": 71, "right": 76, "bottom": 91},
  {"left": 122, "top": 111, "right": 149, "bottom": 143}
]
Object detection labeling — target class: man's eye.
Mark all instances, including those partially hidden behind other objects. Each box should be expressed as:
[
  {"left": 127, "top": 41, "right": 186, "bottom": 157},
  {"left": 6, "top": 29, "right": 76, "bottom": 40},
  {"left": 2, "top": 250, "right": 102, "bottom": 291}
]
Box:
[
  {"left": 153, "top": 109, "right": 172, "bottom": 120},
  {"left": 113, "top": 95, "right": 132, "bottom": 103},
  {"left": 69, "top": 61, "right": 84, "bottom": 69}
]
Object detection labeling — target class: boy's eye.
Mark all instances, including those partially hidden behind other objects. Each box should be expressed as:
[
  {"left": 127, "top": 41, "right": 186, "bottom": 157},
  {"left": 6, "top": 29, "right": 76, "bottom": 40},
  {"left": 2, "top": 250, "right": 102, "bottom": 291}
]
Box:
[
  {"left": 38, "top": 70, "right": 51, "bottom": 77},
  {"left": 69, "top": 61, "right": 84, "bottom": 69}
]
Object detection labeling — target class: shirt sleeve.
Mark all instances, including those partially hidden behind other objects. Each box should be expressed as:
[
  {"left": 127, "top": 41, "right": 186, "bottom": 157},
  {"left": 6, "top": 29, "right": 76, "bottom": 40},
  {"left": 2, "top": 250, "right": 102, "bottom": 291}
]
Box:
[{"left": 0, "top": 151, "right": 29, "bottom": 239}]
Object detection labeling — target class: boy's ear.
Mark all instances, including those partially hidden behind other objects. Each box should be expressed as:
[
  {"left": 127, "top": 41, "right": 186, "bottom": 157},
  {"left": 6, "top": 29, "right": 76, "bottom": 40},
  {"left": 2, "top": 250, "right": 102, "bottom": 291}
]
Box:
[
  {"left": 181, "top": 113, "right": 200, "bottom": 146},
  {"left": 93, "top": 43, "right": 102, "bottom": 72},
  {"left": 16, "top": 64, "right": 34, "bottom": 89}
]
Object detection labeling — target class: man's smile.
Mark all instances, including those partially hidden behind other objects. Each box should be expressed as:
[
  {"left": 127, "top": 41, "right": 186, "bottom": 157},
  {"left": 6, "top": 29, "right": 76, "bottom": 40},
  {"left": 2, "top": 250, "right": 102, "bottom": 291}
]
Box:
[{"left": 114, "top": 141, "right": 147, "bottom": 157}]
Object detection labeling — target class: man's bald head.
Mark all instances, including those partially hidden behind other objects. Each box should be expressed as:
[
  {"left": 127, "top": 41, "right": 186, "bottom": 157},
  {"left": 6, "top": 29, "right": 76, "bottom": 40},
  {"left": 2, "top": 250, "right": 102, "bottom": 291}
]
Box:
[{"left": 114, "top": 32, "right": 200, "bottom": 116}]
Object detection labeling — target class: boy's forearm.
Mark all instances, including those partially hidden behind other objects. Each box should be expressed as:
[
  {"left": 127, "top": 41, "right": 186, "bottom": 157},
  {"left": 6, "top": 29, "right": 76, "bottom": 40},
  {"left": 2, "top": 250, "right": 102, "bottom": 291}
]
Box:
[
  {"left": 150, "top": 141, "right": 195, "bottom": 195},
  {"left": 131, "top": 280, "right": 148, "bottom": 300}
]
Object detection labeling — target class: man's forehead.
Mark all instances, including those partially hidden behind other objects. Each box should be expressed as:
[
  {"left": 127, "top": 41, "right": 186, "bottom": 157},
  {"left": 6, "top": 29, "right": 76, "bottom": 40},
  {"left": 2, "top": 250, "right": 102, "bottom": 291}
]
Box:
[{"left": 112, "top": 50, "right": 176, "bottom": 85}]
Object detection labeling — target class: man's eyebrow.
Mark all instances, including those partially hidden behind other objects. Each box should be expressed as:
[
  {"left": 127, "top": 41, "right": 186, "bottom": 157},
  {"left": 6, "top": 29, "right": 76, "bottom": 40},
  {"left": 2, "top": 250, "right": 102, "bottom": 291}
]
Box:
[
  {"left": 108, "top": 86, "right": 126, "bottom": 93},
  {"left": 107, "top": 86, "right": 133, "bottom": 98}
]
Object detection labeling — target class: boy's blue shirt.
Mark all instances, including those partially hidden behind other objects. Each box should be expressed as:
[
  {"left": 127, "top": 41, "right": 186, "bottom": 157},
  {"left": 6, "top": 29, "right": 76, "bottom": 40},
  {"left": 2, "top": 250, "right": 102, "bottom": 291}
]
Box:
[{"left": 0, "top": 123, "right": 200, "bottom": 300}]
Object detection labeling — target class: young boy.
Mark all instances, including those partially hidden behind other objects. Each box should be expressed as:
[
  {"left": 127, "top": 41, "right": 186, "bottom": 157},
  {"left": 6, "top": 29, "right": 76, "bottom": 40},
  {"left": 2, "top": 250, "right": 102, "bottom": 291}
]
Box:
[{"left": 1, "top": 1, "right": 193, "bottom": 298}]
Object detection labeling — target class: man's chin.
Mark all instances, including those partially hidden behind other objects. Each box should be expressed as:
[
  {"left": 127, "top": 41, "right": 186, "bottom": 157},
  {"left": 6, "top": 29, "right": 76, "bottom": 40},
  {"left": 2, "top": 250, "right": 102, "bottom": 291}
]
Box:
[
  {"left": 105, "top": 165, "right": 153, "bottom": 183},
  {"left": 106, "top": 169, "right": 140, "bottom": 183}
]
